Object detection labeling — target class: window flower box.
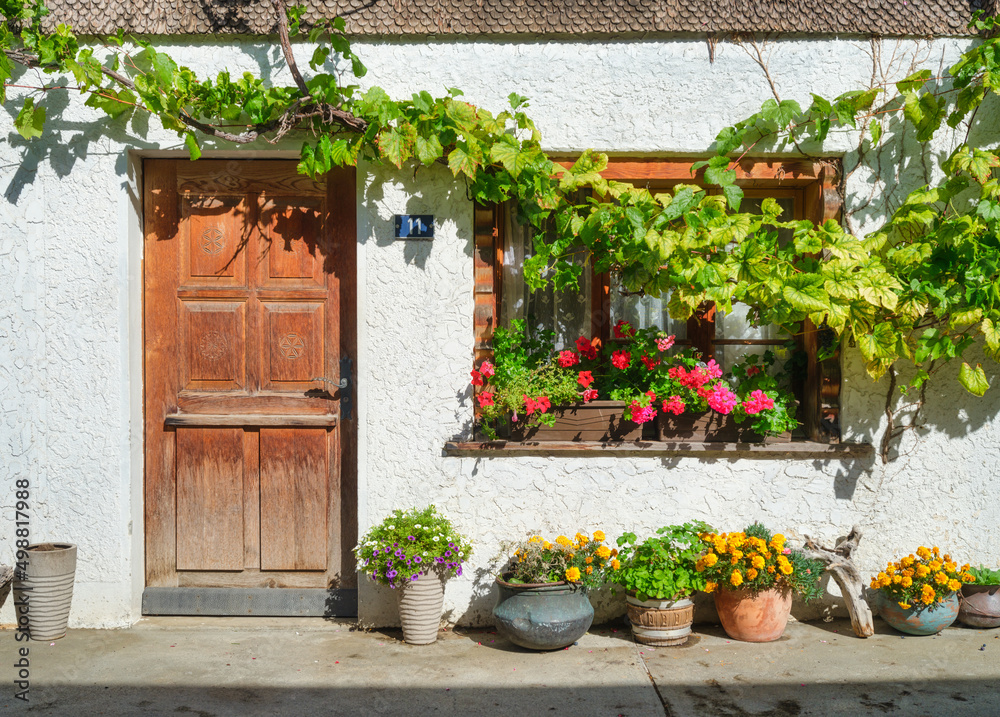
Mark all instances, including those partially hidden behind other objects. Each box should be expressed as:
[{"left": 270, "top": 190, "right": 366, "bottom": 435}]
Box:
[
  {"left": 504, "top": 400, "right": 643, "bottom": 442},
  {"left": 657, "top": 411, "right": 792, "bottom": 443}
]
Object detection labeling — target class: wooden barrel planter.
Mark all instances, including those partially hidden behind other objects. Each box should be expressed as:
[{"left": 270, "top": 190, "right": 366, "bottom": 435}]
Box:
[{"left": 626, "top": 593, "right": 694, "bottom": 646}]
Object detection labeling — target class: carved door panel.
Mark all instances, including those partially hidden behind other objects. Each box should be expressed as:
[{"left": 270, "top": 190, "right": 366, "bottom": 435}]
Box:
[{"left": 143, "top": 160, "right": 356, "bottom": 614}]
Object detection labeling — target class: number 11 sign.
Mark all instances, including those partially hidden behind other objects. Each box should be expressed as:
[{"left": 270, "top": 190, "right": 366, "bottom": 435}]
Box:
[{"left": 394, "top": 214, "right": 435, "bottom": 240}]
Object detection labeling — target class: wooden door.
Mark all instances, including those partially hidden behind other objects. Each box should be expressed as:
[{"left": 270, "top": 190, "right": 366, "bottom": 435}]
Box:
[{"left": 143, "top": 160, "right": 357, "bottom": 615}]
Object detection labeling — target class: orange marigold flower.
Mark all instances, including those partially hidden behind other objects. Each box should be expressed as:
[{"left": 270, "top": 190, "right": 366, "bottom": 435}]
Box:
[
  {"left": 596, "top": 545, "right": 612, "bottom": 559},
  {"left": 703, "top": 553, "right": 719, "bottom": 567},
  {"left": 556, "top": 536, "right": 572, "bottom": 547},
  {"left": 898, "top": 602, "right": 911, "bottom": 609},
  {"left": 746, "top": 567, "right": 759, "bottom": 580},
  {"left": 585, "top": 557, "right": 593, "bottom": 564},
  {"left": 900, "top": 556, "right": 914, "bottom": 567},
  {"left": 592, "top": 530, "right": 606, "bottom": 542},
  {"left": 916, "top": 546, "right": 931, "bottom": 560},
  {"left": 928, "top": 560, "right": 942, "bottom": 572},
  {"left": 585, "top": 566, "right": 593, "bottom": 575},
  {"left": 948, "top": 579, "right": 962, "bottom": 592},
  {"left": 915, "top": 564, "right": 930, "bottom": 578},
  {"left": 751, "top": 555, "right": 765, "bottom": 570},
  {"left": 611, "top": 559, "right": 620, "bottom": 570},
  {"left": 565, "top": 567, "right": 581, "bottom": 582},
  {"left": 934, "top": 572, "right": 949, "bottom": 585},
  {"left": 901, "top": 576, "right": 913, "bottom": 588},
  {"left": 780, "top": 564, "right": 793, "bottom": 576},
  {"left": 704, "top": 581, "right": 717, "bottom": 594},
  {"left": 730, "top": 571, "right": 744, "bottom": 587}
]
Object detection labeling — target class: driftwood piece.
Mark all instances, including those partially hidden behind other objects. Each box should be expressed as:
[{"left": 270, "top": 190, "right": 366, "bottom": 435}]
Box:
[{"left": 803, "top": 526, "right": 875, "bottom": 638}]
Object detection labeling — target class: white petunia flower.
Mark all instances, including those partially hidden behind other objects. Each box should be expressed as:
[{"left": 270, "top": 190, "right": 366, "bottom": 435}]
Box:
[{"left": 433, "top": 536, "right": 440, "bottom": 542}]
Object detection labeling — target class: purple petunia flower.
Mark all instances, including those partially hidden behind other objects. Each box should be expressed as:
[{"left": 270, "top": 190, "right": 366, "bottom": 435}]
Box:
[
  {"left": 387, "top": 559, "right": 393, "bottom": 566},
  {"left": 457, "top": 566, "right": 463, "bottom": 577},
  {"left": 435, "top": 557, "right": 445, "bottom": 564},
  {"left": 407, "top": 535, "right": 416, "bottom": 541},
  {"left": 372, "top": 549, "right": 379, "bottom": 556},
  {"left": 394, "top": 549, "right": 404, "bottom": 557},
  {"left": 410, "top": 574, "right": 419, "bottom": 581},
  {"left": 444, "top": 550, "right": 452, "bottom": 557},
  {"left": 414, "top": 556, "right": 422, "bottom": 564},
  {"left": 387, "top": 570, "right": 398, "bottom": 578},
  {"left": 393, "top": 542, "right": 399, "bottom": 547},
  {"left": 449, "top": 543, "right": 456, "bottom": 549}
]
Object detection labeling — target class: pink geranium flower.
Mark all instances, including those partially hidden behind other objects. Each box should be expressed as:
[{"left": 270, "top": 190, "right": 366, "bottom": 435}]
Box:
[
  {"left": 742, "top": 389, "right": 775, "bottom": 415},
  {"left": 705, "top": 383, "right": 738, "bottom": 414},
  {"left": 479, "top": 360, "right": 495, "bottom": 377},
  {"left": 628, "top": 400, "right": 658, "bottom": 424},
  {"left": 582, "top": 388, "right": 599, "bottom": 402},
  {"left": 656, "top": 335, "right": 676, "bottom": 352},
  {"left": 705, "top": 359, "right": 723, "bottom": 380}
]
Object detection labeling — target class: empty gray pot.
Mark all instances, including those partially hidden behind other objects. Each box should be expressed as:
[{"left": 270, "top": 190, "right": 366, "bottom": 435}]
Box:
[{"left": 13, "top": 543, "right": 77, "bottom": 641}]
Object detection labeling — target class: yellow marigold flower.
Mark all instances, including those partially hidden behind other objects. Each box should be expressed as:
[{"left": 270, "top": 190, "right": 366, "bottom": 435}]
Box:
[
  {"left": 585, "top": 556, "right": 593, "bottom": 564},
  {"left": 948, "top": 579, "right": 962, "bottom": 592},
  {"left": 565, "top": 567, "right": 581, "bottom": 582},
  {"left": 703, "top": 553, "right": 719, "bottom": 567},
  {"left": 585, "top": 566, "right": 593, "bottom": 575},
  {"left": 960, "top": 562, "right": 970, "bottom": 572},
  {"left": 932, "top": 547, "right": 940, "bottom": 556},
  {"left": 567, "top": 553, "right": 575, "bottom": 560},
  {"left": 592, "top": 530, "right": 605, "bottom": 542},
  {"left": 731, "top": 549, "right": 744, "bottom": 560},
  {"left": 556, "top": 536, "right": 572, "bottom": 547},
  {"left": 921, "top": 584, "right": 936, "bottom": 602},
  {"left": 928, "top": 559, "right": 942, "bottom": 571},
  {"left": 901, "top": 576, "right": 913, "bottom": 588},
  {"left": 596, "top": 545, "right": 612, "bottom": 559},
  {"left": 543, "top": 541, "right": 552, "bottom": 550},
  {"left": 878, "top": 576, "right": 891, "bottom": 588},
  {"left": 962, "top": 572, "right": 975, "bottom": 582},
  {"left": 901, "top": 556, "right": 914, "bottom": 567},
  {"left": 886, "top": 564, "right": 896, "bottom": 575},
  {"left": 892, "top": 575, "right": 903, "bottom": 584},
  {"left": 902, "top": 568, "right": 914, "bottom": 578},
  {"left": 746, "top": 567, "right": 759, "bottom": 580},
  {"left": 704, "top": 581, "right": 717, "bottom": 593},
  {"left": 780, "top": 564, "right": 793, "bottom": 576},
  {"left": 528, "top": 535, "right": 543, "bottom": 544},
  {"left": 945, "top": 562, "right": 958, "bottom": 573},
  {"left": 751, "top": 555, "right": 765, "bottom": 570},
  {"left": 730, "top": 571, "right": 744, "bottom": 587},
  {"left": 915, "top": 564, "right": 930, "bottom": 578},
  {"left": 916, "top": 546, "right": 931, "bottom": 560},
  {"left": 767, "top": 565, "right": 776, "bottom": 574},
  {"left": 870, "top": 579, "right": 879, "bottom": 589},
  {"left": 898, "top": 602, "right": 911, "bottom": 609},
  {"left": 877, "top": 571, "right": 888, "bottom": 583},
  {"left": 934, "top": 571, "right": 949, "bottom": 585},
  {"left": 730, "top": 556, "right": 741, "bottom": 566},
  {"left": 770, "top": 534, "right": 786, "bottom": 550},
  {"left": 611, "top": 559, "right": 620, "bottom": 570},
  {"left": 575, "top": 532, "right": 589, "bottom": 545}
]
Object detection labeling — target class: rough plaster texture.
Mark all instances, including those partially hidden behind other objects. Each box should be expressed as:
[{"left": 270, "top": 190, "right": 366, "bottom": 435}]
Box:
[{"left": 1, "top": 34, "right": 998, "bottom": 629}]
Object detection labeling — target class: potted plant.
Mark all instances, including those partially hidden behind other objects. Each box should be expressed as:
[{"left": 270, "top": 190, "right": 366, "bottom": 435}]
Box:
[
  {"left": 958, "top": 565, "right": 1000, "bottom": 628},
  {"left": 614, "top": 521, "right": 714, "bottom": 646},
  {"left": 473, "top": 319, "right": 797, "bottom": 442},
  {"left": 12, "top": 543, "right": 78, "bottom": 641},
  {"left": 493, "top": 530, "right": 620, "bottom": 650},
  {"left": 869, "top": 546, "right": 975, "bottom": 635},
  {"left": 354, "top": 506, "right": 472, "bottom": 645},
  {"left": 695, "top": 524, "right": 825, "bottom": 642}
]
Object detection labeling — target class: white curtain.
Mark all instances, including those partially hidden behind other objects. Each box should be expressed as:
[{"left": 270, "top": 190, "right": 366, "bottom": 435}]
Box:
[{"left": 501, "top": 206, "right": 592, "bottom": 349}]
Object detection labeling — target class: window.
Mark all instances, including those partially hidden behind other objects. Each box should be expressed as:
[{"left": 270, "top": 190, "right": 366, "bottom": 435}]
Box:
[{"left": 473, "top": 158, "right": 843, "bottom": 442}]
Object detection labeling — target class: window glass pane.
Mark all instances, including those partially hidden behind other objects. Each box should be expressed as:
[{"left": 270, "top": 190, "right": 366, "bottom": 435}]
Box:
[
  {"left": 713, "top": 303, "right": 786, "bottom": 371},
  {"left": 609, "top": 285, "right": 688, "bottom": 339},
  {"left": 500, "top": 205, "right": 591, "bottom": 350}
]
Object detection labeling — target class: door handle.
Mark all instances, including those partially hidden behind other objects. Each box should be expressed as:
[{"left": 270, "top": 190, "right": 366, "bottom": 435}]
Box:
[{"left": 312, "top": 355, "right": 353, "bottom": 420}]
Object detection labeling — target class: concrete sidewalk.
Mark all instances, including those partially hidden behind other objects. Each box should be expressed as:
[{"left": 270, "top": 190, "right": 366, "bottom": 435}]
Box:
[{"left": 1, "top": 617, "right": 998, "bottom": 716}]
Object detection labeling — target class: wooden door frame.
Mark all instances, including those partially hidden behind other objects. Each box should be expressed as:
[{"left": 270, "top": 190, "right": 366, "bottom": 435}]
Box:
[{"left": 137, "top": 156, "right": 358, "bottom": 616}]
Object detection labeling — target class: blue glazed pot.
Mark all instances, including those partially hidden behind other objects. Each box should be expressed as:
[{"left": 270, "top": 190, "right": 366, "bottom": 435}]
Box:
[
  {"left": 879, "top": 591, "right": 959, "bottom": 635},
  {"left": 492, "top": 576, "right": 594, "bottom": 650}
]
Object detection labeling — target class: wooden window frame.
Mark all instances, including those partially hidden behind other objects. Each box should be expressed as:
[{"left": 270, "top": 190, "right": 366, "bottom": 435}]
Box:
[{"left": 473, "top": 157, "right": 843, "bottom": 442}]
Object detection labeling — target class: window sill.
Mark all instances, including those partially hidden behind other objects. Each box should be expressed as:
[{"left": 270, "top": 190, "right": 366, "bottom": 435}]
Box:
[{"left": 443, "top": 440, "right": 873, "bottom": 459}]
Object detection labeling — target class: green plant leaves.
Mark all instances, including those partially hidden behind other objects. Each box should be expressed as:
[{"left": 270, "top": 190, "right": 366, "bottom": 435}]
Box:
[
  {"left": 959, "top": 362, "right": 990, "bottom": 396},
  {"left": 14, "top": 97, "right": 45, "bottom": 139}
]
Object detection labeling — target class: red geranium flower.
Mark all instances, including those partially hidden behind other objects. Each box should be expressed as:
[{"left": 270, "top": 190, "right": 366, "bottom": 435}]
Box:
[
  {"left": 575, "top": 336, "right": 598, "bottom": 360},
  {"left": 577, "top": 370, "right": 594, "bottom": 388},
  {"left": 611, "top": 350, "right": 631, "bottom": 370},
  {"left": 613, "top": 319, "right": 636, "bottom": 339},
  {"left": 477, "top": 392, "right": 494, "bottom": 408},
  {"left": 470, "top": 370, "right": 483, "bottom": 387},
  {"left": 582, "top": 389, "right": 599, "bottom": 402},
  {"left": 640, "top": 354, "right": 660, "bottom": 371},
  {"left": 557, "top": 350, "right": 580, "bottom": 368}
]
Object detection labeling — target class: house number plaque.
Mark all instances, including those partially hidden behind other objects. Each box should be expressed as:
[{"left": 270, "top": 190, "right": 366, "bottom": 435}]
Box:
[{"left": 394, "top": 214, "right": 434, "bottom": 240}]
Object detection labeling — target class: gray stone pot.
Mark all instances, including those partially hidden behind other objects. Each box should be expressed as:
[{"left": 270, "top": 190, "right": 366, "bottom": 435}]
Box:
[{"left": 13, "top": 543, "right": 77, "bottom": 641}]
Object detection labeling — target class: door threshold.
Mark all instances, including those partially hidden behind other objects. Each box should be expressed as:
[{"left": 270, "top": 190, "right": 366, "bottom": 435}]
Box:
[{"left": 142, "top": 587, "right": 357, "bottom": 617}]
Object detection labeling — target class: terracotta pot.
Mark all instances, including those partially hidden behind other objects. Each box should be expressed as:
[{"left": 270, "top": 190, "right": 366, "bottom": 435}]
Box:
[
  {"left": 505, "top": 401, "right": 643, "bottom": 442},
  {"left": 13, "top": 543, "right": 77, "bottom": 641},
  {"left": 713, "top": 585, "right": 792, "bottom": 642},
  {"left": 396, "top": 569, "right": 446, "bottom": 645},
  {"left": 958, "top": 585, "right": 1000, "bottom": 629},
  {"left": 626, "top": 593, "right": 693, "bottom": 646},
  {"left": 879, "top": 592, "right": 959, "bottom": 635},
  {"left": 657, "top": 411, "right": 791, "bottom": 443}
]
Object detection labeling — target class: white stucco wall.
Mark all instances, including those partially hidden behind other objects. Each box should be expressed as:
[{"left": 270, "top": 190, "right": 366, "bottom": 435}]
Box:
[{"left": 1, "top": 33, "right": 998, "bottom": 628}]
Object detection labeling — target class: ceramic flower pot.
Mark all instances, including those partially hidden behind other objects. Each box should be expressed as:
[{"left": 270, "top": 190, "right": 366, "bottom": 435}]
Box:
[
  {"left": 879, "top": 592, "right": 959, "bottom": 635},
  {"left": 492, "top": 576, "right": 594, "bottom": 650},
  {"left": 12, "top": 543, "right": 77, "bottom": 641},
  {"left": 396, "top": 569, "right": 446, "bottom": 645},
  {"left": 713, "top": 585, "right": 792, "bottom": 642},
  {"left": 626, "top": 593, "right": 694, "bottom": 646},
  {"left": 958, "top": 585, "right": 1000, "bottom": 628}
]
